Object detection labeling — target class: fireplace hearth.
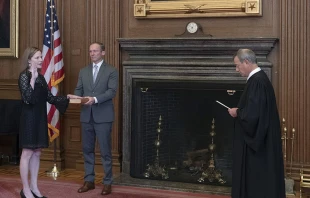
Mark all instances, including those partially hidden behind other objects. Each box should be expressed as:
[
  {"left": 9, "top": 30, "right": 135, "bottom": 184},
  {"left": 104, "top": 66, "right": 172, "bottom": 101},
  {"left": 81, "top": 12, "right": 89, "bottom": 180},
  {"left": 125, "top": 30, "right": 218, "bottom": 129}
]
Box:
[{"left": 118, "top": 37, "right": 278, "bottom": 193}]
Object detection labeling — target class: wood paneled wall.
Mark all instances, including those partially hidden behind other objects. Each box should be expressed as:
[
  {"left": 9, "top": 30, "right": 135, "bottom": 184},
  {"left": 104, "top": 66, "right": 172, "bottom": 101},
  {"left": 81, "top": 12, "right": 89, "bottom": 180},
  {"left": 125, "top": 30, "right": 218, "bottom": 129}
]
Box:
[
  {"left": 120, "top": 0, "right": 280, "bottom": 91},
  {"left": 0, "top": 0, "right": 309, "bottom": 178},
  {"left": 279, "top": 0, "right": 310, "bottom": 178},
  {"left": 0, "top": 0, "right": 121, "bottom": 173},
  {"left": 121, "top": 0, "right": 278, "bottom": 37},
  {"left": 59, "top": 0, "right": 122, "bottom": 172}
]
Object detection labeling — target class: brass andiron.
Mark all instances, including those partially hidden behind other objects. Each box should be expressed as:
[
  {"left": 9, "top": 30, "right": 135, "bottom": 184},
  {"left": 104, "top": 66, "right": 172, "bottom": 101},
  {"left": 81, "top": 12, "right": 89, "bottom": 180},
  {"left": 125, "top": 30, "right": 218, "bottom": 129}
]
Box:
[
  {"left": 289, "top": 128, "right": 296, "bottom": 177},
  {"left": 198, "top": 118, "right": 226, "bottom": 184},
  {"left": 281, "top": 118, "right": 288, "bottom": 177},
  {"left": 144, "top": 115, "right": 169, "bottom": 179}
]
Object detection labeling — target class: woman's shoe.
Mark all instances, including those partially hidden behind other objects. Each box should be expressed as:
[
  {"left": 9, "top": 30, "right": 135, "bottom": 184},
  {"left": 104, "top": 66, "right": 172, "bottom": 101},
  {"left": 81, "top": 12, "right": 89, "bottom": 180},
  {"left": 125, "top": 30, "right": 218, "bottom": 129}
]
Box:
[
  {"left": 31, "top": 190, "right": 47, "bottom": 198},
  {"left": 20, "top": 190, "right": 26, "bottom": 198}
]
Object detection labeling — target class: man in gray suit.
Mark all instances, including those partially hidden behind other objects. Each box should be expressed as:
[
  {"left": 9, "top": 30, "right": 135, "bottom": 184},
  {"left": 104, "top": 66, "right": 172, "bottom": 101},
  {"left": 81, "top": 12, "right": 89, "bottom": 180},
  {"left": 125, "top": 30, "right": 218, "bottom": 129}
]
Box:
[{"left": 74, "top": 42, "right": 118, "bottom": 196}]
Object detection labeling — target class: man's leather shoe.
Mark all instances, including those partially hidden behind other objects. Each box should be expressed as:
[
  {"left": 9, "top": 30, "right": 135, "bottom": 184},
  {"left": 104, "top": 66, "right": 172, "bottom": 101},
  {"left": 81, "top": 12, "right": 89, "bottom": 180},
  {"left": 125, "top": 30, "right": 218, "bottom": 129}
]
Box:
[
  {"left": 78, "top": 181, "right": 95, "bottom": 193},
  {"left": 101, "top": 185, "right": 111, "bottom": 195}
]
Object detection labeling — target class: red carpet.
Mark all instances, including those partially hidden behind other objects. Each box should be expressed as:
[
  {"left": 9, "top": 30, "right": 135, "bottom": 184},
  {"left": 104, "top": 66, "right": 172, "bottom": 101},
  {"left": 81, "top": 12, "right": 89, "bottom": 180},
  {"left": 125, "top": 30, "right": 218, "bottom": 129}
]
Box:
[{"left": 0, "top": 176, "right": 230, "bottom": 198}]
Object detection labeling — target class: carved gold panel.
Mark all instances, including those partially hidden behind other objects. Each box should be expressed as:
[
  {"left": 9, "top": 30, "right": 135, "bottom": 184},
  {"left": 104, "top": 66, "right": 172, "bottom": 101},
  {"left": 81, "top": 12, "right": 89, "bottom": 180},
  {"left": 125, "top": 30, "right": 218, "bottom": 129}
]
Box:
[{"left": 134, "top": 0, "right": 262, "bottom": 18}]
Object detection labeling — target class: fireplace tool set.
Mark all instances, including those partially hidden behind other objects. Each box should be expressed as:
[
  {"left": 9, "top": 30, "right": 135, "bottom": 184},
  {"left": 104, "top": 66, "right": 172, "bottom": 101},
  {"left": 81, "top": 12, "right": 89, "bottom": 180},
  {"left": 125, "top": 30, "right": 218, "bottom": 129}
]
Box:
[
  {"left": 281, "top": 118, "right": 296, "bottom": 195},
  {"left": 281, "top": 118, "right": 297, "bottom": 177}
]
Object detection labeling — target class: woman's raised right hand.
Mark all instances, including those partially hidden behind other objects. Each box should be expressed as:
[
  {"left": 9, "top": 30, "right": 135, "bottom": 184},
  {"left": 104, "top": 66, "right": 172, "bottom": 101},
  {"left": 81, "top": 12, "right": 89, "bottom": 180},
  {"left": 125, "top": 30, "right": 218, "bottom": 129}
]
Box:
[{"left": 30, "top": 67, "right": 38, "bottom": 80}]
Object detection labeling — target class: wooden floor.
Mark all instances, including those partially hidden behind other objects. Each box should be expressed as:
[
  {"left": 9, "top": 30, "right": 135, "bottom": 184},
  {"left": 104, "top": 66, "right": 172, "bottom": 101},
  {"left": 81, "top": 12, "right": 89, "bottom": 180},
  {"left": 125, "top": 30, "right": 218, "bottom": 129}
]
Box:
[{"left": 0, "top": 164, "right": 117, "bottom": 185}]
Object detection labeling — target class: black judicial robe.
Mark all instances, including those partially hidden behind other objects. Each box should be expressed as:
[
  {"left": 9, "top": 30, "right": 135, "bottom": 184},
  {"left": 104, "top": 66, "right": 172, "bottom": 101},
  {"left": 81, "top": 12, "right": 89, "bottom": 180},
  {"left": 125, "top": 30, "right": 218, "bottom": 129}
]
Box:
[{"left": 232, "top": 70, "right": 285, "bottom": 198}]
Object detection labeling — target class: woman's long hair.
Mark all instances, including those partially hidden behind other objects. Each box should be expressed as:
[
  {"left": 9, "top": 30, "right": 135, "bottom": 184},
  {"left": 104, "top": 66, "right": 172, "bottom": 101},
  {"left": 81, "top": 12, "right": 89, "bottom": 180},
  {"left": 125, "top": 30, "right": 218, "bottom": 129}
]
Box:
[{"left": 20, "top": 47, "right": 41, "bottom": 73}]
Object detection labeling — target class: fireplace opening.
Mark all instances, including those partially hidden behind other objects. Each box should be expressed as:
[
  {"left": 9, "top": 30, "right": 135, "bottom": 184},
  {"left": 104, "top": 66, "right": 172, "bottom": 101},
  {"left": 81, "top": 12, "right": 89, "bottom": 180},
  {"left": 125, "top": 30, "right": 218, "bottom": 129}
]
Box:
[{"left": 130, "top": 79, "right": 244, "bottom": 186}]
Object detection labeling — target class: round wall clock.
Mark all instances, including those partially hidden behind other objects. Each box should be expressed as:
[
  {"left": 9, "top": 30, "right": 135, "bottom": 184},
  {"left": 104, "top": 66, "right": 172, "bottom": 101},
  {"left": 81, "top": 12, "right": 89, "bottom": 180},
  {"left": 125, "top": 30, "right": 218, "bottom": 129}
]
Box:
[{"left": 186, "top": 22, "right": 199, "bottom": 34}]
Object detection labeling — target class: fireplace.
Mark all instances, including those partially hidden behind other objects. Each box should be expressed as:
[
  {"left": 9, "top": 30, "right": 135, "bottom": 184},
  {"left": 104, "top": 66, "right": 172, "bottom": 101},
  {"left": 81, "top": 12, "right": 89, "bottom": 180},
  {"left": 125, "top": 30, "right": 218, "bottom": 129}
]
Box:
[
  {"left": 118, "top": 38, "right": 278, "bottom": 192},
  {"left": 130, "top": 79, "right": 245, "bottom": 186}
]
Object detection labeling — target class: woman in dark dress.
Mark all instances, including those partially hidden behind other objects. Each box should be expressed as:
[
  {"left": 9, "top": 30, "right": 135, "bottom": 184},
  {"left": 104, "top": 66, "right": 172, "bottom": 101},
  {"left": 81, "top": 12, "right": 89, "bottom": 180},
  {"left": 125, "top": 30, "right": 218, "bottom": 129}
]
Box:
[{"left": 18, "top": 47, "right": 78, "bottom": 198}]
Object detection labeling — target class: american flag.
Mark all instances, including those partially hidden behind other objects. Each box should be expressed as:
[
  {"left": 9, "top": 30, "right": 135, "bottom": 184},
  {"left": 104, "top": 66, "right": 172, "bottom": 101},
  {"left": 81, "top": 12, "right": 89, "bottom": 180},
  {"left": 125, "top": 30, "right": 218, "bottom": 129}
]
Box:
[{"left": 41, "top": 0, "right": 65, "bottom": 142}]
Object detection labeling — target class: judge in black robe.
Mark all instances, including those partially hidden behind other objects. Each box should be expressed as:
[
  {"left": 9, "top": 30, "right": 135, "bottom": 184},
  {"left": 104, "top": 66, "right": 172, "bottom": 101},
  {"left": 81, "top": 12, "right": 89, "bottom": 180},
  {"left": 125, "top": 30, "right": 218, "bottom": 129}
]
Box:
[{"left": 228, "top": 49, "right": 285, "bottom": 198}]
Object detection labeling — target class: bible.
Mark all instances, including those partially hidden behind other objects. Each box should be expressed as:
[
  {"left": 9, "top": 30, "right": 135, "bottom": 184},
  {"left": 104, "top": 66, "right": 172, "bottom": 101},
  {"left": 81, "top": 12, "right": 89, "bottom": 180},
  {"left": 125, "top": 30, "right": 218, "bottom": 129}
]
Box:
[{"left": 69, "top": 98, "right": 89, "bottom": 104}]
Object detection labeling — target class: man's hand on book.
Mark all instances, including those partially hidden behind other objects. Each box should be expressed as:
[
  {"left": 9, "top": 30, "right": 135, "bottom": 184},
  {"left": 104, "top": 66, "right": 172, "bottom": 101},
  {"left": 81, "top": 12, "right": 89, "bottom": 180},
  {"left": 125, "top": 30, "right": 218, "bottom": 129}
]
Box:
[
  {"left": 81, "top": 97, "right": 90, "bottom": 104},
  {"left": 82, "top": 97, "right": 93, "bottom": 105}
]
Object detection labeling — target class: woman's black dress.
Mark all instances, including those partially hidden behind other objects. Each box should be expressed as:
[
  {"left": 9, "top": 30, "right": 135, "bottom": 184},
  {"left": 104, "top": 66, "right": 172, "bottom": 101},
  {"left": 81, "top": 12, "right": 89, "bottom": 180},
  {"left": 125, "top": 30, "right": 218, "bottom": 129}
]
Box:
[{"left": 18, "top": 70, "right": 69, "bottom": 149}]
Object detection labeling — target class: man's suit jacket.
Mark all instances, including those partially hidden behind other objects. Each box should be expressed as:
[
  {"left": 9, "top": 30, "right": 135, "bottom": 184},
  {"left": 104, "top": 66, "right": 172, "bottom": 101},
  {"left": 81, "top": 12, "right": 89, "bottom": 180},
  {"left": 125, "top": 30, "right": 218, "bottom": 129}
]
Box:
[{"left": 74, "top": 61, "right": 118, "bottom": 123}]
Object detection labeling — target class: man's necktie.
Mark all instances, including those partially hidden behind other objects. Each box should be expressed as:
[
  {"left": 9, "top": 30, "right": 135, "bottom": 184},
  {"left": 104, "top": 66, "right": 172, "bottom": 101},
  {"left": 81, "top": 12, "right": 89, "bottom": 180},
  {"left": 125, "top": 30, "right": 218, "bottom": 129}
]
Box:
[{"left": 93, "top": 65, "right": 98, "bottom": 83}]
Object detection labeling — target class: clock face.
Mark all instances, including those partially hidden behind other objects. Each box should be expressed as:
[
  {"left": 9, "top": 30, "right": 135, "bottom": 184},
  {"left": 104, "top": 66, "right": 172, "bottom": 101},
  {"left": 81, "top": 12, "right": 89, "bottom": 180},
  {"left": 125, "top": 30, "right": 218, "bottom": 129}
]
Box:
[{"left": 186, "top": 22, "right": 198, "bottom": 34}]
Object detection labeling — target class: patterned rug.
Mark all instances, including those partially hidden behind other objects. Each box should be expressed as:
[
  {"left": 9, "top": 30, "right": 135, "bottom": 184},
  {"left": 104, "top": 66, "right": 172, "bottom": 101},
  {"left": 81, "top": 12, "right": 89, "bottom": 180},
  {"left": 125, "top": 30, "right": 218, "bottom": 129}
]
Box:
[{"left": 0, "top": 176, "right": 230, "bottom": 198}]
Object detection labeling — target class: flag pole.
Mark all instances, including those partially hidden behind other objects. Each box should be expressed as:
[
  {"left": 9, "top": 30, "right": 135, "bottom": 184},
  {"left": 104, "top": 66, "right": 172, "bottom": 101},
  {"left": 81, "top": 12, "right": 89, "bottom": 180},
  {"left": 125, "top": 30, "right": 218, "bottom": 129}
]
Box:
[
  {"left": 46, "top": 136, "right": 59, "bottom": 179},
  {"left": 45, "top": 0, "right": 59, "bottom": 179},
  {"left": 50, "top": 139, "right": 59, "bottom": 179}
]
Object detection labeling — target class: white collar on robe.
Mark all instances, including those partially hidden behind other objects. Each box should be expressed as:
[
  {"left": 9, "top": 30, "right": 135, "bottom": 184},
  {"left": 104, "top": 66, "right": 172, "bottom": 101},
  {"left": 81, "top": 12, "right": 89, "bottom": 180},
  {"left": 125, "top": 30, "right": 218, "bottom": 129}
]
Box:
[{"left": 247, "top": 67, "right": 261, "bottom": 81}]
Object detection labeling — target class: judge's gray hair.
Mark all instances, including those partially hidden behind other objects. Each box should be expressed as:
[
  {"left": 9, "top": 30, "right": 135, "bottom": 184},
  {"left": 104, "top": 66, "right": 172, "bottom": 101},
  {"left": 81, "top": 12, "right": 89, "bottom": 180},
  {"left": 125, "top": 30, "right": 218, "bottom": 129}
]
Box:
[{"left": 235, "top": 49, "right": 257, "bottom": 64}]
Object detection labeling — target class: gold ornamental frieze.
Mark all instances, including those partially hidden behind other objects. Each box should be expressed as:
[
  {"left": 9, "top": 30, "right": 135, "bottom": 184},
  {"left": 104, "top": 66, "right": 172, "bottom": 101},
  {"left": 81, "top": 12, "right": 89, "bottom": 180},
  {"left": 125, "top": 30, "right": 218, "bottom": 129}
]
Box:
[{"left": 134, "top": 0, "right": 262, "bottom": 18}]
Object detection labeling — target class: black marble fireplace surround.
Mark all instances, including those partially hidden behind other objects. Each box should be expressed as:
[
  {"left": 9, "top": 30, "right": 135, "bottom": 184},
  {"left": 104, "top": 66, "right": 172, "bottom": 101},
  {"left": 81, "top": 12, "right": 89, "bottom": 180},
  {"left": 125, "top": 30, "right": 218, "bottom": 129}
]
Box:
[{"left": 117, "top": 38, "right": 278, "bottom": 194}]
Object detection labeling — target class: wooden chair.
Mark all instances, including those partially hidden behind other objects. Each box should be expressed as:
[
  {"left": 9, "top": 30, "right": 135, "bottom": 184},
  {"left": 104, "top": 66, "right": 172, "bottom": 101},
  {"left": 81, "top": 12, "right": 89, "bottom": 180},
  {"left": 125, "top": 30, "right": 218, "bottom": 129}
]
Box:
[{"left": 300, "top": 168, "right": 310, "bottom": 198}]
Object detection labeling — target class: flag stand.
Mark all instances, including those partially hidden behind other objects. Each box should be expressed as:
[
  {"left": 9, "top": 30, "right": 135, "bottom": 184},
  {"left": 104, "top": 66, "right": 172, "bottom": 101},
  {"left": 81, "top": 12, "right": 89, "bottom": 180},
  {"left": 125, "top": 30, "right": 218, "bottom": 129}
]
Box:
[{"left": 46, "top": 140, "right": 59, "bottom": 180}]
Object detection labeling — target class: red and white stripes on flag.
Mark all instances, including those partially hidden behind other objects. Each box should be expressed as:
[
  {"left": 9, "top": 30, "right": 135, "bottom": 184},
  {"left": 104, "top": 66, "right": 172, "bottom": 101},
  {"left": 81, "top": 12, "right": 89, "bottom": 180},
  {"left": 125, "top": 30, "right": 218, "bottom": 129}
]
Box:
[{"left": 41, "top": 0, "right": 65, "bottom": 142}]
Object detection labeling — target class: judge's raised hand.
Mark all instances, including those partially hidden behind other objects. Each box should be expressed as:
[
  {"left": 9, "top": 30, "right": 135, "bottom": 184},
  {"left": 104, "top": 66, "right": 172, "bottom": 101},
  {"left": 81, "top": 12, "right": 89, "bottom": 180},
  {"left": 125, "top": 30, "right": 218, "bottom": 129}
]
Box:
[{"left": 228, "top": 108, "right": 238, "bottom": 118}]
